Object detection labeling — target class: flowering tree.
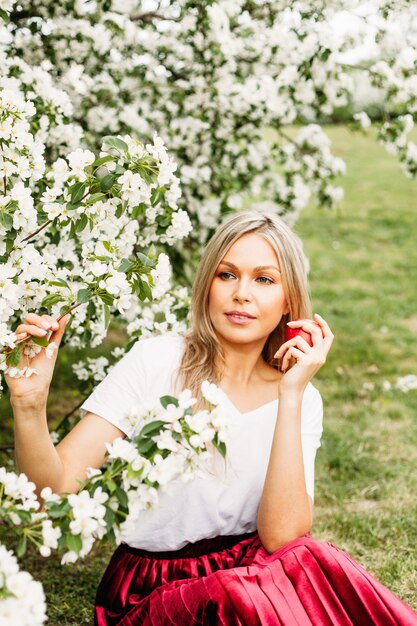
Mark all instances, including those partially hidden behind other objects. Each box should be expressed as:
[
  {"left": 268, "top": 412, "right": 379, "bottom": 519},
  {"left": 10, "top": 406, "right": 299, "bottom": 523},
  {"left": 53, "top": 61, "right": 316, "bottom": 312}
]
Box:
[
  {"left": 0, "top": 0, "right": 417, "bottom": 619},
  {"left": 1, "top": 0, "right": 417, "bottom": 380}
]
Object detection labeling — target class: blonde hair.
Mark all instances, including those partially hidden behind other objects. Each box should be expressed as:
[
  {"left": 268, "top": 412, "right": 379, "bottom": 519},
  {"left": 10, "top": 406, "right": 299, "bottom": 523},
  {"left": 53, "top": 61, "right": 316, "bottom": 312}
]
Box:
[{"left": 175, "top": 210, "right": 312, "bottom": 410}]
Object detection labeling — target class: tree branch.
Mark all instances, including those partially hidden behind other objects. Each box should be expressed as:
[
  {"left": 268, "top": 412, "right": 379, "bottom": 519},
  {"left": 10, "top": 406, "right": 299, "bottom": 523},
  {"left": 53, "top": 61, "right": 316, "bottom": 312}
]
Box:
[
  {"left": 20, "top": 218, "right": 52, "bottom": 243},
  {"left": 131, "top": 11, "right": 179, "bottom": 22}
]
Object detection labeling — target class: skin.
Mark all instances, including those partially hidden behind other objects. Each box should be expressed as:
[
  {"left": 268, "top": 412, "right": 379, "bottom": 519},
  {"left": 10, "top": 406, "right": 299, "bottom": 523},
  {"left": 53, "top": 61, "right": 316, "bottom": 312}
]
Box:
[
  {"left": 209, "top": 233, "right": 289, "bottom": 410},
  {"left": 7, "top": 232, "right": 334, "bottom": 552}
]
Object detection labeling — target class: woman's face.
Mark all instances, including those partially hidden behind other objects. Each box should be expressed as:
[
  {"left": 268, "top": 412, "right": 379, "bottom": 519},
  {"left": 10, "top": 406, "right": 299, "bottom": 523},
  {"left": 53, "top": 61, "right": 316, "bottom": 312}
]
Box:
[{"left": 208, "top": 233, "right": 289, "bottom": 347}]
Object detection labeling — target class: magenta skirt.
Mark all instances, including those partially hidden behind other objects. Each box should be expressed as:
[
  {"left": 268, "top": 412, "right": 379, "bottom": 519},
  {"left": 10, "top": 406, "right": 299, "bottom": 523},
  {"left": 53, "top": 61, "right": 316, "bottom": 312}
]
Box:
[{"left": 95, "top": 532, "right": 417, "bottom": 625}]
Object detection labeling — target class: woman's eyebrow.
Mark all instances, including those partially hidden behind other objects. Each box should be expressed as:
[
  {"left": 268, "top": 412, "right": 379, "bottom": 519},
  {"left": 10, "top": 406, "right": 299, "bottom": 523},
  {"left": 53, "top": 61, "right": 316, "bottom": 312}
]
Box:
[{"left": 219, "top": 261, "right": 281, "bottom": 273}]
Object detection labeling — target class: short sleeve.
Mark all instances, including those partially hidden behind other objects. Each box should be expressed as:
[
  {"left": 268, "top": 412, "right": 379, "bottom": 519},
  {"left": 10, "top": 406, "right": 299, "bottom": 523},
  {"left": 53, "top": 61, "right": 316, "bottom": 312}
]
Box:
[
  {"left": 79, "top": 334, "right": 185, "bottom": 439},
  {"left": 301, "top": 384, "right": 323, "bottom": 501},
  {"left": 79, "top": 340, "right": 148, "bottom": 439}
]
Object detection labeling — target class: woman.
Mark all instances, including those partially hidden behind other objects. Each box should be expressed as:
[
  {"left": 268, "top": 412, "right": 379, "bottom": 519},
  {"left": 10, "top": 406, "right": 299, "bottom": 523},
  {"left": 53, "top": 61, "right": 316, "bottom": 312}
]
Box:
[{"left": 7, "top": 211, "right": 417, "bottom": 625}]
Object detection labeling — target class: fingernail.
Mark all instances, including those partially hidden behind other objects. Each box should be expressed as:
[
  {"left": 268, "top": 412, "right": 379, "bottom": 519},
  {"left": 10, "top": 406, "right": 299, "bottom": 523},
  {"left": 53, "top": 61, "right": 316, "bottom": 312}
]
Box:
[
  {"left": 39, "top": 329, "right": 48, "bottom": 335},
  {"left": 41, "top": 321, "right": 50, "bottom": 330}
]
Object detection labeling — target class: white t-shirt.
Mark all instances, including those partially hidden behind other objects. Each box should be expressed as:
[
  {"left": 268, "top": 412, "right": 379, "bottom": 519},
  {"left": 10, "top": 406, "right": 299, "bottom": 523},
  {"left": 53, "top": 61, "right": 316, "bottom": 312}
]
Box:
[{"left": 80, "top": 333, "right": 323, "bottom": 551}]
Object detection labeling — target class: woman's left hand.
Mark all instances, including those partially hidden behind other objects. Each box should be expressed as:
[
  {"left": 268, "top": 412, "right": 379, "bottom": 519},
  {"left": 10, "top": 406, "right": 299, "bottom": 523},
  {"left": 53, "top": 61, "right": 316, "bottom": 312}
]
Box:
[{"left": 273, "top": 313, "right": 334, "bottom": 395}]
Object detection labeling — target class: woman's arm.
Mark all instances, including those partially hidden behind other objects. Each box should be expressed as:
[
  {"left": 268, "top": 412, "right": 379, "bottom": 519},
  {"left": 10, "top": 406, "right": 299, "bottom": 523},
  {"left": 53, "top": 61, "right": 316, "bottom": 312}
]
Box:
[
  {"left": 257, "top": 394, "right": 312, "bottom": 553},
  {"left": 7, "top": 313, "right": 125, "bottom": 497},
  {"left": 257, "top": 314, "right": 333, "bottom": 553},
  {"left": 13, "top": 398, "right": 124, "bottom": 496}
]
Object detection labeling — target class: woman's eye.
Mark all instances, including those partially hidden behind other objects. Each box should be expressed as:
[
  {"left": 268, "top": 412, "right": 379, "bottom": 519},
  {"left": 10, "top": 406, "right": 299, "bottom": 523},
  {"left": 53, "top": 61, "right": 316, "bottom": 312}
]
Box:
[
  {"left": 256, "top": 276, "right": 273, "bottom": 284},
  {"left": 218, "top": 272, "right": 235, "bottom": 279}
]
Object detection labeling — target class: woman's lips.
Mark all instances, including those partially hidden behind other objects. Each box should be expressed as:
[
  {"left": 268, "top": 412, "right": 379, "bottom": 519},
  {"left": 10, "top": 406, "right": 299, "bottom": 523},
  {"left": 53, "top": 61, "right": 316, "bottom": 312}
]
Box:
[{"left": 225, "top": 313, "right": 255, "bottom": 325}]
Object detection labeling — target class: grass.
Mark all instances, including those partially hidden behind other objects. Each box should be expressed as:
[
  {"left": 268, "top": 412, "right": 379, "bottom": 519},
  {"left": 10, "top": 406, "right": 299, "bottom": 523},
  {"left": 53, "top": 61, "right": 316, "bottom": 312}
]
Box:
[
  {"left": 294, "top": 125, "right": 417, "bottom": 608},
  {"left": 1, "top": 125, "right": 417, "bottom": 622}
]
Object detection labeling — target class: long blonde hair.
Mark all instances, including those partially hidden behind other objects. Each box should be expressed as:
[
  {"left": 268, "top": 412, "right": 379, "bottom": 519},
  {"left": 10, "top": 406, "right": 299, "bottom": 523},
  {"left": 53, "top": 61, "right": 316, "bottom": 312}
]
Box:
[{"left": 175, "top": 210, "right": 312, "bottom": 409}]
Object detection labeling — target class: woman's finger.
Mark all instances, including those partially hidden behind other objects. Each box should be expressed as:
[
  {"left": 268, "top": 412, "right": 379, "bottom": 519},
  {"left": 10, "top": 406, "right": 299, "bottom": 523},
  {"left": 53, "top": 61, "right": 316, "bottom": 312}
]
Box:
[
  {"left": 48, "top": 314, "right": 71, "bottom": 347},
  {"left": 274, "top": 335, "right": 312, "bottom": 359},
  {"left": 313, "top": 314, "right": 334, "bottom": 349},
  {"left": 15, "top": 324, "right": 50, "bottom": 337},
  {"left": 24, "top": 313, "right": 59, "bottom": 331},
  {"left": 287, "top": 319, "right": 323, "bottom": 342},
  {"left": 281, "top": 346, "right": 305, "bottom": 372}
]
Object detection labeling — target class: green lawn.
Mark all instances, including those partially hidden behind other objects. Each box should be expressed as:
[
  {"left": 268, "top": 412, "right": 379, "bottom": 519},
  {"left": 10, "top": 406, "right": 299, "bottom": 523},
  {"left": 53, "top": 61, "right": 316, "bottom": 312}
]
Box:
[
  {"left": 295, "top": 125, "right": 417, "bottom": 608},
  {"left": 1, "top": 125, "right": 417, "bottom": 622}
]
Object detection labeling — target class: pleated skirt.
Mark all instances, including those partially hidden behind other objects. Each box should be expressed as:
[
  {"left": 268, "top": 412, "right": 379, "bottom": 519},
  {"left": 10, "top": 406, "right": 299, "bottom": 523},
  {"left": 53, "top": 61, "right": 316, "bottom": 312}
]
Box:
[{"left": 94, "top": 532, "right": 417, "bottom": 625}]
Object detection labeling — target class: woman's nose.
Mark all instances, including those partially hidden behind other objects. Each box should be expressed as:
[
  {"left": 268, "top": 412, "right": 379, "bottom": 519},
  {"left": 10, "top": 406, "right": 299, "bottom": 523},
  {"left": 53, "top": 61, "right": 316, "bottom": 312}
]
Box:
[{"left": 233, "top": 279, "right": 252, "bottom": 302}]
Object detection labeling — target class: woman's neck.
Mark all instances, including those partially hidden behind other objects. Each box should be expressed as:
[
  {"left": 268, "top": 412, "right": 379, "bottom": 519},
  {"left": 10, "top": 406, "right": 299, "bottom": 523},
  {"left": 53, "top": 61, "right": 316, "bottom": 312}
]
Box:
[{"left": 217, "top": 338, "right": 271, "bottom": 387}]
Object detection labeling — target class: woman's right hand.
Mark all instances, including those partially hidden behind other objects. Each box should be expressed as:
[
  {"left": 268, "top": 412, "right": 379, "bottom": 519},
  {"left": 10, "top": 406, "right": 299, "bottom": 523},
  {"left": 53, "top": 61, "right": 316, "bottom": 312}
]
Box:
[{"left": 5, "top": 313, "right": 70, "bottom": 404}]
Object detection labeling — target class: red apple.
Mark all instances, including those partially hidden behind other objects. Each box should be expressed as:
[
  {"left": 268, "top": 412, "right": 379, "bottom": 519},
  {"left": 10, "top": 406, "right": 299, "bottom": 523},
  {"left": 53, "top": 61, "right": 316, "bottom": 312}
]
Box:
[{"left": 284, "top": 319, "right": 321, "bottom": 347}]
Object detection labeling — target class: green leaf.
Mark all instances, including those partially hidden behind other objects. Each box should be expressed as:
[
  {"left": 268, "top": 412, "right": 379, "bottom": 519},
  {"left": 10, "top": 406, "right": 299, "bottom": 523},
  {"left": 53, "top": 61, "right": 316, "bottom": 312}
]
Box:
[
  {"left": 93, "top": 155, "right": 114, "bottom": 168},
  {"left": 0, "top": 8, "right": 10, "bottom": 23},
  {"left": 117, "top": 258, "right": 133, "bottom": 273},
  {"left": 139, "top": 280, "right": 153, "bottom": 302},
  {"left": 138, "top": 420, "right": 167, "bottom": 438},
  {"left": 114, "top": 164, "right": 125, "bottom": 175},
  {"left": 75, "top": 213, "right": 88, "bottom": 232},
  {"left": 70, "top": 181, "right": 87, "bottom": 205},
  {"left": 102, "top": 136, "right": 129, "bottom": 153},
  {"left": 160, "top": 395, "right": 179, "bottom": 409},
  {"left": 48, "top": 507, "right": 70, "bottom": 519},
  {"left": 77, "top": 288, "right": 92, "bottom": 304},
  {"left": 147, "top": 244, "right": 157, "bottom": 260},
  {"left": 151, "top": 187, "right": 164, "bottom": 206},
  {"left": 115, "top": 487, "right": 128, "bottom": 509},
  {"left": 136, "top": 252, "right": 156, "bottom": 268},
  {"left": 137, "top": 439, "right": 157, "bottom": 455},
  {"left": 16, "top": 509, "right": 33, "bottom": 524},
  {"left": 49, "top": 279, "right": 70, "bottom": 289},
  {"left": 7, "top": 346, "right": 22, "bottom": 368},
  {"left": 16, "top": 535, "right": 27, "bottom": 558},
  {"left": 100, "top": 174, "right": 116, "bottom": 193},
  {"left": 32, "top": 336, "right": 49, "bottom": 348},
  {"left": 104, "top": 506, "right": 115, "bottom": 530},
  {"left": 107, "top": 479, "right": 117, "bottom": 493},
  {"left": 85, "top": 192, "right": 107, "bottom": 205},
  {"left": 102, "top": 241, "right": 113, "bottom": 253},
  {"left": 66, "top": 533, "right": 83, "bottom": 554},
  {"left": 103, "top": 303, "right": 110, "bottom": 330},
  {"left": 6, "top": 236, "right": 14, "bottom": 255},
  {"left": 98, "top": 292, "right": 114, "bottom": 305},
  {"left": 213, "top": 439, "right": 227, "bottom": 459},
  {"left": 41, "top": 293, "right": 65, "bottom": 308},
  {"left": 0, "top": 212, "right": 13, "bottom": 230}
]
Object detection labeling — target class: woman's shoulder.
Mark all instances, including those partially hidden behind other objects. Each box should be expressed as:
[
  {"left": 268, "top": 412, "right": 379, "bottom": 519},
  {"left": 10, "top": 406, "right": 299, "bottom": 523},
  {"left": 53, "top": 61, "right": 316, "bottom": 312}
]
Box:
[{"left": 131, "top": 332, "right": 186, "bottom": 367}]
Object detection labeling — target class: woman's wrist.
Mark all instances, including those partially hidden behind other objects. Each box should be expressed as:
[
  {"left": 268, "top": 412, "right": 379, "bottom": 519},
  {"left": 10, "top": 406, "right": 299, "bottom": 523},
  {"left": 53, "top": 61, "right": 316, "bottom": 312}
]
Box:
[
  {"left": 11, "top": 392, "right": 48, "bottom": 413},
  {"left": 279, "top": 383, "right": 307, "bottom": 404}
]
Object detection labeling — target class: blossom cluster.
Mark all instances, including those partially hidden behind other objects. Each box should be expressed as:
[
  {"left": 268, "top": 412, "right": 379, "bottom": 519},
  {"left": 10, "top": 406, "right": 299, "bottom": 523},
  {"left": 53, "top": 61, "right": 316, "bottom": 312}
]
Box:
[
  {"left": 0, "top": 383, "right": 234, "bottom": 566},
  {"left": 0, "top": 544, "right": 47, "bottom": 626},
  {"left": 3, "top": 1, "right": 415, "bottom": 270},
  {"left": 0, "top": 126, "right": 191, "bottom": 390},
  {"left": 71, "top": 286, "right": 190, "bottom": 395}
]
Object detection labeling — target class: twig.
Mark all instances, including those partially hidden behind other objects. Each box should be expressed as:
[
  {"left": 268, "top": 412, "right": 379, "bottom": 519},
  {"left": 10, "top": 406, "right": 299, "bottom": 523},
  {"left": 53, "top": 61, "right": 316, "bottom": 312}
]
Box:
[
  {"left": 131, "top": 12, "right": 179, "bottom": 22},
  {"left": 20, "top": 218, "right": 52, "bottom": 243},
  {"left": 337, "top": 62, "right": 379, "bottom": 78}
]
